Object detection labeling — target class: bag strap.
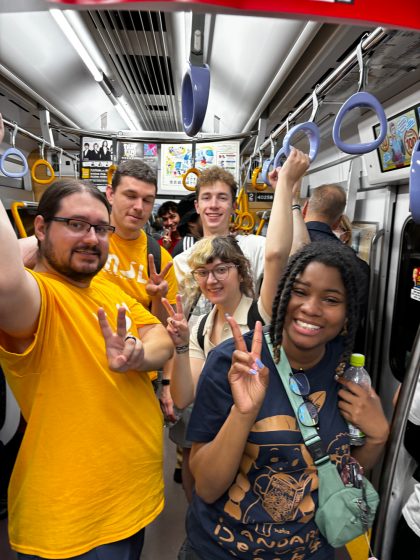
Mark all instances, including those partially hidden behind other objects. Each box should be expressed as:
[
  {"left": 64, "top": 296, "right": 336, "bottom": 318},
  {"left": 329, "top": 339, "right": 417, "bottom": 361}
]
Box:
[
  {"left": 263, "top": 331, "right": 330, "bottom": 467},
  {"left": 146, "top": 234, "right": 161, "bottom": 275},
  {"left": 197, "top": 312, "right": 209, "bottom": 351}
]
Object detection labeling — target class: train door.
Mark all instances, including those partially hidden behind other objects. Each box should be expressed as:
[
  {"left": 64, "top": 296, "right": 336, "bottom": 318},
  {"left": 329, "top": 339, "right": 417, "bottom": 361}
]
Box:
[{"left": 370, "top": 185, "right": 420, "bottom": 556}]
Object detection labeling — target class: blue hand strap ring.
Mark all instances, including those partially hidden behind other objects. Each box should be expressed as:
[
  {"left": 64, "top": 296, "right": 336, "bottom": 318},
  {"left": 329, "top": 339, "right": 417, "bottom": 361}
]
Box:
[
  {"left": 332, "top": 91, "right": 387, "bottom": 155},
  {"left": 182, "top": 62, "right": 210, "bottom": 137},
  {"left": 409, "top": 140, "right": 420, "bottom": 224},
  {"left": 283, "top": 122, "right": 320, "bottom": 162},
  {"left": 273, "top": 147, "right": 286, "bottom": 169},
  {"left": 0, "top": 147, "right": 29, "bottom": 178},
  {"left": 261, "top": 158, "right": 274, "bottom": 187}
]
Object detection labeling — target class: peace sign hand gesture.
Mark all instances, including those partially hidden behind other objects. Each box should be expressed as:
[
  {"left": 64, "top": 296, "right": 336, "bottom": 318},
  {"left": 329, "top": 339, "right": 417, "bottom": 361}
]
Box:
[
  {"left": 227, "top": 316, "right": 269, "bottom": 416},
  {"left": 145, "top": 254, "right": 173, "bottom": 298},
  {"left": 161, "top": 294, "right": 190, "bottom": 347},
  {"left": 97, "top": 306, "right": 145, "bottom": 372}
]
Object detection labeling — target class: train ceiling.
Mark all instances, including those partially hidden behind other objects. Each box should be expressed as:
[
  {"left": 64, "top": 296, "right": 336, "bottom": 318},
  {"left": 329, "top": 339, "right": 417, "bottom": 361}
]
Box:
[{"left": 0, "top": 1, "right": 419, "bottom": 154}]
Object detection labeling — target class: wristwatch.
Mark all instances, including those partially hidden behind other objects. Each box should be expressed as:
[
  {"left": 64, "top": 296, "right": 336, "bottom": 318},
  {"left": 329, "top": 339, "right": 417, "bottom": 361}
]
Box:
[{"left": 161, "top": 379, "right": 170, "bottom": 386}]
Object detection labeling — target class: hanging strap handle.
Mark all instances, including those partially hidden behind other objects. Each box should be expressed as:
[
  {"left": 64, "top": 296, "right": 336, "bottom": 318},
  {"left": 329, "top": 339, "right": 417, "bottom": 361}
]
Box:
[{"left": 263, "top": 331, "right": 330, "bottom": 466}]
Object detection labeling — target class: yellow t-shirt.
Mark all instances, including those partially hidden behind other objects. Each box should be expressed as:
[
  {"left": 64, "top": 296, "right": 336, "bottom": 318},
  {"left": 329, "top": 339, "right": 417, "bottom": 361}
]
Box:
[
  {"left": 100, "top": 229, "right": 178, "bottom": 309},
  {"left": 0, "top": 271, "right": 164, "bottom": 559}
]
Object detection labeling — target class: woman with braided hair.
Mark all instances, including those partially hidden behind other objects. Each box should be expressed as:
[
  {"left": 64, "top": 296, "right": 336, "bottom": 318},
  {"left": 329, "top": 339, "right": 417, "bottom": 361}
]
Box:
[{"left": 183, "top": 240, "right": 389, "bottom": 560}]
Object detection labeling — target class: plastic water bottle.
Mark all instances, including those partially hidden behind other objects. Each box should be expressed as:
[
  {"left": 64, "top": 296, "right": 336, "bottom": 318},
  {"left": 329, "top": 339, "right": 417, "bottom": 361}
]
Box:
[{"left": 343, "top": 353, "right": 371, "bottom": 446}]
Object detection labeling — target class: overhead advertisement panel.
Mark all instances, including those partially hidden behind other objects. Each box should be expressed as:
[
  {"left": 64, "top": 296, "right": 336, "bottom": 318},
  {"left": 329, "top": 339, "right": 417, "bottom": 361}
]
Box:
[{"left": 48, "top": 0, "right": 420, "bottom": 31}]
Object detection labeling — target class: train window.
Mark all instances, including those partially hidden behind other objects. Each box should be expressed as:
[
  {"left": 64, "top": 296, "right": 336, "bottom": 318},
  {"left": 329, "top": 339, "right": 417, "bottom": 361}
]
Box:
[{"left": 389, "top": 219, "right": 420, "bottom": 382}]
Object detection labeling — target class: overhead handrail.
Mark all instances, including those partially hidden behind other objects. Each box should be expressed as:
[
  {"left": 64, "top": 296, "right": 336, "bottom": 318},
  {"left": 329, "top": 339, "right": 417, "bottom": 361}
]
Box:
[
  {"left": 283, "top": 86, "right": 321, "bottom": 163},
  {"left": 182, "top": 142, "right": 201, "bottom": 192},
  {"left": 243, "top": 27, "right": 388, "bottom": 168},
  {"left": 332, "top": 35, "right": 387, "bottom": 155},
  {"left": 31, "top": 140, "right": 55, "bottom": 186},
  {"left": 2, "top": 117, "right": 78, "bottom": 162},
  {"left": 11, "top": 201, "right": 38, "bottom": 238},
  {"left": 0, "top": 122, "right": 29, "bottom": 178}
]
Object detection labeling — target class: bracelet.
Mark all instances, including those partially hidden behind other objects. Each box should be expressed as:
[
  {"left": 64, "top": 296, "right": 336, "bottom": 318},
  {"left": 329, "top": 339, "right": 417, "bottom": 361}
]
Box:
[
  {"left": 161, "top": 379, "right": 170, "bottom": 386},
  {"left": 175, "top": 344, "right": 189, "bottom": 354},
  {"left": 292, "top": 204, "right": 301, "bottom": 211}
]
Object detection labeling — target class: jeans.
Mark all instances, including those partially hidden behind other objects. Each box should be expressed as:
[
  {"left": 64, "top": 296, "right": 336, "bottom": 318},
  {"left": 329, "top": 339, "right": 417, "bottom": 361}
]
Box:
[{"left": 17, "top": 528, "right": 145, "bottom": 560}]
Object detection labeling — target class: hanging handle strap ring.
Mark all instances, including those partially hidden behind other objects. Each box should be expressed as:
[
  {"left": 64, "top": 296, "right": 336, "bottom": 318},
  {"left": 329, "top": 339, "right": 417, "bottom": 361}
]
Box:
[
  {"left": 31, "top": 140, "right": 55, "bottom": 185},
  {"left": 332, "top": 37, "right": 387, "bottom": 155},
  {"left": 261, "top": 136, "right": 276, "bottom": 188},
  {"left": 283, "top": 87, "right": 320, "bottom": 163},
  {"left": 251, "top": 149, "right": 263, "bottom": 190},
  {"left": 0, "top": 123, "right": 29, "bottom": 178},
  {"left": 182, "top": 62, "right": 210, "bottom": 137},
  {"left": 182, "top": 142, "right": 201, "bottom": 191},
  {"left": 409, "top": 140, "right": 420, "bottom": 224}
]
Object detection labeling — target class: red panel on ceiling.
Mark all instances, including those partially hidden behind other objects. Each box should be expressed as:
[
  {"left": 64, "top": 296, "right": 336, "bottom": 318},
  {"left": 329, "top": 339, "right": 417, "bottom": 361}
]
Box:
[{"left": 48, "top": 0, "right": 420, "bottom": 32}]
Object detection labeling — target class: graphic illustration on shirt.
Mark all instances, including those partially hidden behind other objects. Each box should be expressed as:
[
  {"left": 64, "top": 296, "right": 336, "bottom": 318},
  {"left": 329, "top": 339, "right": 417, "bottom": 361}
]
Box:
[
  {"left": 212, "top": 391, "right": 350, "bottom": 557},
  {"left": 104, "top": 253, "right": 147, "bottom": 284}
]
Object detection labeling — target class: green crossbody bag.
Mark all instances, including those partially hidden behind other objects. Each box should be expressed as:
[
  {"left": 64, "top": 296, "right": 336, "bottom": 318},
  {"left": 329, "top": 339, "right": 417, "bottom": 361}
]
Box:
[{"left": 264, "top": 333, "right": 379, "bottom": 548}]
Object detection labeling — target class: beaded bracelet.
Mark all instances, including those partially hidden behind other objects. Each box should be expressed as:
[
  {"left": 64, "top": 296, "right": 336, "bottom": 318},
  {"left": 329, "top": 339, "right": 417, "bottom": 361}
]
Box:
[{"left": 175, "top": 344, "right": 190, "bottom": 354}]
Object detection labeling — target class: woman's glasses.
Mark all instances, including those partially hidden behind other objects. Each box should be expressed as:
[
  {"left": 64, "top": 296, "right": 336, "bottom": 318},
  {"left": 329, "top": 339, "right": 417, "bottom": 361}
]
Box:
[
  {"left": 192, "top": 264, "right": 238, "bottom": 282},
  {"left": 289, "top": 371, "right": 319, "bottom": 427}
]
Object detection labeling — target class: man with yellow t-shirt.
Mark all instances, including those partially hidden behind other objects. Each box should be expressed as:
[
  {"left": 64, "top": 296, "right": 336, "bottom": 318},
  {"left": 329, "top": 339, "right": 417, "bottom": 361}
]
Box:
[
  {"left": 0, "top": 179, "right": 173, "bottom": 559},
  {"left": 101, "top": 159, "right": 178, "bottom": 419}
]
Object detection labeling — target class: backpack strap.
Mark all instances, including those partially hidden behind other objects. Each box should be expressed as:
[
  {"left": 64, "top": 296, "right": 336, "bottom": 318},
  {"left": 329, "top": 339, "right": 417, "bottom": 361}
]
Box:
[
  {"left": 197, "top": 313, "right": 209, "bottom": 352},
  {"left": 146, "top": 234, "right": 161, "bottom": 275},
  {"left": 247, "top": 299, "right": 264, "bottom": 329}
]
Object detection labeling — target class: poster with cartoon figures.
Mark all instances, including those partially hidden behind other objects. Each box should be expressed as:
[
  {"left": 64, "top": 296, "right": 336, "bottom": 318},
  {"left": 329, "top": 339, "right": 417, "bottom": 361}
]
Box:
[
  {"left": 160, "top": 141, "right": 240, "bottom": 194},
  {"left": 376, "top": 106, "right": 419, "bottom": 173},
  {"left": 412, "top": 267, "right": 420, "bottom": 302}
]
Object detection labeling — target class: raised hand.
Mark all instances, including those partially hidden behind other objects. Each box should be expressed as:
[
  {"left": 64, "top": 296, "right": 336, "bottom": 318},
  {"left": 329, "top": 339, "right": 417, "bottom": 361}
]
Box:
[
  {"left": 160, "top": 228, "right": 172, "bottom": 250},
  {"left": 161, "top": 294, "right": 189, "bottom": 347},
  {"left": 267, "top": 147, "right": 310, "bottom": 190},
  {"left": 97, "top": 306, "right": 145, "bottom": 372},
  {"left": 145, "top": 253, "right": 173, "bottom": 298},
  {"left": 226, "top": 316, "right": 269, "bottom": 415}
]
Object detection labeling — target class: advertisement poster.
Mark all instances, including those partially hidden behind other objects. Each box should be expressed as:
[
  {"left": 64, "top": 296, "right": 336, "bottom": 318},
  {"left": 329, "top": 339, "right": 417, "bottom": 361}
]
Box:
[
  {"left": 81, "top": 139, "right": 159, "bottom": 188},
  {"left": 160, "top": 141, "right": 240, "bottom": 194},
  {"left": 117, "top": 142, "right": 159, "bottom": 170},
  {"left": 375, "top": 106, "right": 419, "bottom": 173},
  {"left": 80, "top": 136, "right": 114, "bottom": 188}
]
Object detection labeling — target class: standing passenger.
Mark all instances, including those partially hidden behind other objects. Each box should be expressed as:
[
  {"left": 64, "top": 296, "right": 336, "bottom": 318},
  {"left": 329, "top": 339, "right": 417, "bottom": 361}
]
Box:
[
  {"left": 184, "top": 241, "right": 389, "bottom": 560},
  {"left": 173, "top": 165, "right": 266, "bottom": 319},
  {"left": 0, "top": 180, "right": 173, "bottom": 559}
]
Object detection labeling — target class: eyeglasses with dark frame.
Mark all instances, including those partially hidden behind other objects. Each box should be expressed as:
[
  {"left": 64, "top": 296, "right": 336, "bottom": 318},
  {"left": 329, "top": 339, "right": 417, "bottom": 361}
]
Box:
[
  {"left": 48, "top": 217, "right": 115, "bottom": 237},
  {"left": 289, "top": 371, "right": 319, "bottom": 427},
  {"left": 192, "top": 264, "right": 239, "bottom": 282}
]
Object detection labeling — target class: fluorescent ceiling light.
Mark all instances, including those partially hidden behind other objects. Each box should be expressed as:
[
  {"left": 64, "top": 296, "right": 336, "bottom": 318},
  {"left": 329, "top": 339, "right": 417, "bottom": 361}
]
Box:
[
  {"left": 50, "top": 9, "right": 103, "bottom": 82},
  {"left": 114, "top": 101, "right": 138, "bottom": 131}
]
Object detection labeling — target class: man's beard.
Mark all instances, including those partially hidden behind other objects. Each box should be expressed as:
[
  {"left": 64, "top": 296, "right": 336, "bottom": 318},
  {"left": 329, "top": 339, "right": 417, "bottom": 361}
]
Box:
[{"left": 40, "top": 237, "right": 106, "bottom": 282}]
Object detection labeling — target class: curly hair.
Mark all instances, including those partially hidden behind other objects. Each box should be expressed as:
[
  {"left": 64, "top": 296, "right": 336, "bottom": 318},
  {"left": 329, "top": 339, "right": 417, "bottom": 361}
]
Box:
[
  {"left": 269, "top": 241, "right": 362, "bottom": 373},
  {"left": 184, "top": 235, "right": 254, "bottom": 305},
  {"left": 196, "top": 166, "right": 237, "bottom": 202}
]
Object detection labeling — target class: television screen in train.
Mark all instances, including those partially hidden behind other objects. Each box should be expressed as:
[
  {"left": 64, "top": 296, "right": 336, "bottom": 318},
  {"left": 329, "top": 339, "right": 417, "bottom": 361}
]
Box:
[{"left": 374, "top": 105, "right": 420, "bottom": 173}]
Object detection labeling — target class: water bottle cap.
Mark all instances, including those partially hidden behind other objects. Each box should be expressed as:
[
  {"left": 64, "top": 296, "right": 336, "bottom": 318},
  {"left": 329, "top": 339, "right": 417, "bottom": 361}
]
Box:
[{"left": 350, "top": 353, "right": 365, "bottom": 367}]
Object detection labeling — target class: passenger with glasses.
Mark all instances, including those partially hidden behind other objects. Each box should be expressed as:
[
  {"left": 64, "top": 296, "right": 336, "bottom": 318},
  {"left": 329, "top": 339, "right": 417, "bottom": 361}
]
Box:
[
  {"left": 161, "top": 148, "right": 311, "bottom": 505},
  {"left": 183, "top": 240, "right": 389, "bottom": 560},
  {"left": 0, "top": 178, "right": 174, "bottom": 560}
]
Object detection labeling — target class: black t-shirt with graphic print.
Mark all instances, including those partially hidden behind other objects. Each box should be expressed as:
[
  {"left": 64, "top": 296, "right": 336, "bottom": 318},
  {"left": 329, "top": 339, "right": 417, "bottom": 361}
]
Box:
[{"left": 186, "top": 333, "right": 350, "bottom": 560}]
